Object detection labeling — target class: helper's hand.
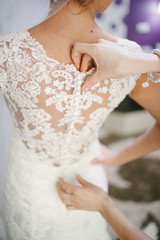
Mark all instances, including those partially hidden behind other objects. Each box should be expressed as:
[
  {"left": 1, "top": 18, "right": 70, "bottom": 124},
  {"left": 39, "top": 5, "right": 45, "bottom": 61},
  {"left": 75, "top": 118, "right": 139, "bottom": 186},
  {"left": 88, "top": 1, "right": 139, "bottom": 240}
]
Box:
[
  {"left": 92, "top": 143, "right": 118, "bottom": 166},
  {"left": 57, "top": 175, "right": 108, "bottom": 212},
  {"left": 71, "top": 39, "right": 140, "bottom": 93}
]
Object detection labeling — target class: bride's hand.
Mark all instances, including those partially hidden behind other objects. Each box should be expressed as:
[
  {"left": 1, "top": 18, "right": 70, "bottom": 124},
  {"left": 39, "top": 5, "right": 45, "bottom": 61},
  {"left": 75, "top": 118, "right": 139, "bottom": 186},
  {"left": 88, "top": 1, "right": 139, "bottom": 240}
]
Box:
[
  {"left": 57, "top": 175, "right": 107, "bottom": 212},
  {"left": 92, "top": 143, "right": 118, "bottom": 166}
]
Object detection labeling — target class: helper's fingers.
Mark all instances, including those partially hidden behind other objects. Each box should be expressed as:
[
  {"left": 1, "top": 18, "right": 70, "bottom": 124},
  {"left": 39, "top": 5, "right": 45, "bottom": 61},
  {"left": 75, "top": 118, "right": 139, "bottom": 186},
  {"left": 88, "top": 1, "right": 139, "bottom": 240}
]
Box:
[
  {"left": 92, "top": 157, "right": 112, "bottom": 165},
  {"left": 56, "top": 182, "right": 66, "bottom": 196},
  {"left": 76, "top": 175, "right": 93, "bottom": 187},
  {"left": 57, "top": 183, "right": 74, "bottom": 205},
  {"left": 80, "top": 54, "right": 93, "bottom": 72},
  {"left": 58, "top": 178, "right": 77, "bottom": 194},
  {"left": 67, "top": 205, "right": 77, "bottom": 210},
  {"left": 82, "top": 71, "right": 101, "bottom": 93},
  {"left": 92, "top": 158, "right": 104, "bottom": 165},
  {"left": 71, "top": 42, "right": 95, "bottom": 69}
]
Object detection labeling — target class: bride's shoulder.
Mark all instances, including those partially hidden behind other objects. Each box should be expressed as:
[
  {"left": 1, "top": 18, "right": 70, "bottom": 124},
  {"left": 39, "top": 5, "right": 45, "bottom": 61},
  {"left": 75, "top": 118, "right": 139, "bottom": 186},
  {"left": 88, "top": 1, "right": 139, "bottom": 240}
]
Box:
[
  {"left": 0, "top": 31, "right": 29, "bottom": 67},
  {"left": 116, "top": 37, "right": 142, "bottom": 53},
  {"left": 96, "top": 28, "right": 142, "bottom": 53}
]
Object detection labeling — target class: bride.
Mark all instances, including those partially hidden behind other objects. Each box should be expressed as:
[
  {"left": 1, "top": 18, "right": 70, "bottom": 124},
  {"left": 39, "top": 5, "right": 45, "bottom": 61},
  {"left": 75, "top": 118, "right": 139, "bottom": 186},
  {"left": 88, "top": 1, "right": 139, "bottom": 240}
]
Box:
[{"left": 0, "top": 0, "right": 159, "bottom": 239}]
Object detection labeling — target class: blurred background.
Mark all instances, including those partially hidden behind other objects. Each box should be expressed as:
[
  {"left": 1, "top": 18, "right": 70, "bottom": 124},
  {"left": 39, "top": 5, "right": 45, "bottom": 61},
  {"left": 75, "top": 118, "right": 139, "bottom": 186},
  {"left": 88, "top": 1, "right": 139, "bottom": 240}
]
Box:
[{"left": 0, "top": 0, "right": 160, "bottom": 239}]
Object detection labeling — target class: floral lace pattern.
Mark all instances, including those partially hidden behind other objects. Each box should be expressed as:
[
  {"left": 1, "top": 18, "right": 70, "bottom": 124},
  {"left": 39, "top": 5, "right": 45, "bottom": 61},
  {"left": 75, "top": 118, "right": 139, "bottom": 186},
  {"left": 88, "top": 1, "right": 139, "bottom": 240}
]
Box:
[
  {"left": 0, "top": 31, "right": 141, "bottom": 167},
  {"left": 0, "top": 31, "right": 142, "bottom": 240}
]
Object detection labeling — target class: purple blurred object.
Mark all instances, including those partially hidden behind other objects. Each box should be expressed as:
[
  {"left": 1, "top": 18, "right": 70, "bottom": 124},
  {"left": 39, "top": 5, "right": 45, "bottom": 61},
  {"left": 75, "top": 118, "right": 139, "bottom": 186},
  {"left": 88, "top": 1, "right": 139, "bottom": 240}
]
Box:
[
  {"left": 96, "top": 0, "right": 160, "bottom": 48},
  {"left": 124, "top": 0, "right": 160, "bottom": 48},
  {"left": 115, "top": 0, "right": 123, "bottom": 5},
  {"left": 96, "top": 13, "right": 103, "bottom": 19}
]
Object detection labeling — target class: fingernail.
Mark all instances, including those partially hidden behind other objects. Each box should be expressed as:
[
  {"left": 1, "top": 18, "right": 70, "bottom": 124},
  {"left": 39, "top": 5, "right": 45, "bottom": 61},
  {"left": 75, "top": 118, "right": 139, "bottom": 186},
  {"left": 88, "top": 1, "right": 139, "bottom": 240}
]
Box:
[
  {"left": 82, "top": 87, "right": 89, "bottom": 94},
  {"left": 74, "top": 56, "right": 80, "bottom": 68},
  {"left": 92, "top": 159, "right": 96, "bottom": 164}
]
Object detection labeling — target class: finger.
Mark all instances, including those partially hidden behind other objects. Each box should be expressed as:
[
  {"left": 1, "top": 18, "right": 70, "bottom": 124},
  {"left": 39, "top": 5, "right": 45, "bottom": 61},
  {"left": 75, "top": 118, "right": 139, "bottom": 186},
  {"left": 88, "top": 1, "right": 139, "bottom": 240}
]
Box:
[
  {"left": 82, "top": 71, "right": 100, "bottom": 93},
  {"left": 56, "top": 182, "right": 67, "bottom": 197},
  {"left": 76, "top": 175, "right": 93, "bottom": 187},
  {"left": 67, "top": 205, "right": 77, "bottom": 210},
  {"left": 80, "top": 54, "right": 93, "bottom": 73},
  {"left": 61, "top": 198, "right": 74, "bottom": 205},
  {"left": 57, "top": 184, "right": 74, "bottom": 205},
  {"left": 71, "top": 42, "right": 95, "bottom": 69},
  {"left": 92, "top": 158, "right": 105, "bottom": 165},
  {"left": 58, "top": 178, "right": 77, "bottom": 194}
]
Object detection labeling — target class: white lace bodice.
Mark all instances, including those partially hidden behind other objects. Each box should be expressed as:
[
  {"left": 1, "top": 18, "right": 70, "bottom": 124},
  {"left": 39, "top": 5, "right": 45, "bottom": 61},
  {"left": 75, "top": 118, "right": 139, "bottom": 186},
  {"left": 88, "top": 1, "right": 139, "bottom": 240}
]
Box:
[{"left": 0, "top": 31, "right": 141, "bottom": 167}]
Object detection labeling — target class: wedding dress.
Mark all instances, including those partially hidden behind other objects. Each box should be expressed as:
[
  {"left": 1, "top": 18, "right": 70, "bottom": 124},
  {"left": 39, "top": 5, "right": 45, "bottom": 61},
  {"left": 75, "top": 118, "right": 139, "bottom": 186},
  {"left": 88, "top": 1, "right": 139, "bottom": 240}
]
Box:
[{"left": 0, "top": 30, "right": 141, "bottom": 240}]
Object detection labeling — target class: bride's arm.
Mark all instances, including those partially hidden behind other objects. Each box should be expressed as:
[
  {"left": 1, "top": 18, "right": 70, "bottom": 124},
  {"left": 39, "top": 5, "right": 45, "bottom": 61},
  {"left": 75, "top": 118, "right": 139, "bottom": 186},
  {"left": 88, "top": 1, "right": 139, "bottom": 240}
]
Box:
[{"left": 93, "top": 74, "right": 160, "bottom": 166}]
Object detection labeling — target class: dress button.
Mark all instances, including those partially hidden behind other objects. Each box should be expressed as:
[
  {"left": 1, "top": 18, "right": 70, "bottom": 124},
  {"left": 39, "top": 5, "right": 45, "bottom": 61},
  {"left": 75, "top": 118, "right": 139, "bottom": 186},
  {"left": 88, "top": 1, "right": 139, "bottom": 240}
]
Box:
[
  {"left": 77, "top": 73, "right": 81, "bottom": 78},
  {"left": 77, "top": 80, "right": 82, "bottom": 86},
  {"left": 53, "top": 162, "right": 60, "bottom": 167}
]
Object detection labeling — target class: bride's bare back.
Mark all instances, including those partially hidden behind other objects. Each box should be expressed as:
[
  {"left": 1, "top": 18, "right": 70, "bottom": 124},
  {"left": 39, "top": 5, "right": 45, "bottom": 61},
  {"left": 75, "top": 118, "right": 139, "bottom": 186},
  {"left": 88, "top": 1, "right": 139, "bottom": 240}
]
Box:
[{"left": 28, "top": 1, "right": 116, "bottom": 65}]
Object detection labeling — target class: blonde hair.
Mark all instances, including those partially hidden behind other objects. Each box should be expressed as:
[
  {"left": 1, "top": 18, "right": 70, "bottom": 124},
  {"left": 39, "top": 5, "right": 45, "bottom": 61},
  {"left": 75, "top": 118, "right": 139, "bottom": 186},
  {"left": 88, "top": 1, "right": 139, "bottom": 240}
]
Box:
[
  {"left": 75, "top": 0, "right": 93, "bottom": 7},
  {"left": 51, "top": 0, "right": 93, "bottom": 8}
]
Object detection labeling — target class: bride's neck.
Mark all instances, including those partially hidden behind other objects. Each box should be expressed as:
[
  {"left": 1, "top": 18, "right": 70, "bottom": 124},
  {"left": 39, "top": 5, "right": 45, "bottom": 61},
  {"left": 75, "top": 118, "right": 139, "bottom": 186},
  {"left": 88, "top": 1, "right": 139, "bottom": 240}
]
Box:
[
  {"left": 29, "top": 2, "right": 115, "bottom": 64},
  {"left": 38, "top": 3, "right": 97, "bottom": 42}
]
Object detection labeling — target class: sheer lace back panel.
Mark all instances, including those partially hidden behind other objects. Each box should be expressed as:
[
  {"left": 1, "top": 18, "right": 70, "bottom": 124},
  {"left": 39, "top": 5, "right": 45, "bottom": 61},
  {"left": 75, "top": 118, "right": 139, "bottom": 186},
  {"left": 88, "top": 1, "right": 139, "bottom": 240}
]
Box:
[{"left": 0, "top": 31, "right": 141, "bottom": 166}]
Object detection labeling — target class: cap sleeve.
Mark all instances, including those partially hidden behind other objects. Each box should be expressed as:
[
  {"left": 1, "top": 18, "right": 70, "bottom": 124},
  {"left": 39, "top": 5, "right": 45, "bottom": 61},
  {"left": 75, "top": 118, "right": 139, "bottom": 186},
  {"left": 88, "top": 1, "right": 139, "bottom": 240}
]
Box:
[{"left": 116, "top": 37, "right": 142, "bottom": 91}]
